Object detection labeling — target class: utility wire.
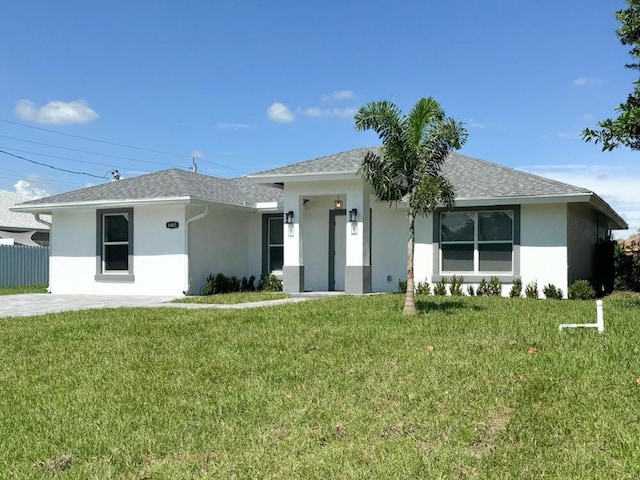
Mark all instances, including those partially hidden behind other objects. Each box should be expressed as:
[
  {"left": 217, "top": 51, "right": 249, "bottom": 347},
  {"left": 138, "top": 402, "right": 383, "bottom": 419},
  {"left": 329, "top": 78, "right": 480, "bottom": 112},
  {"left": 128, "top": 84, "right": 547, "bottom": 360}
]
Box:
[
  {"left": 0, "top": 145, "right": 118, "bottom": 169},
  {"left": 0, "top": 118, "right": 191, "bottom": 158},
  {"left": 0, "top": 117, "right": 250, "bottom": 174},
  {"left": 0, "top": 134, "right": 178, "bottom": 168},
  {"left": 0, "top": 149, "right": 113, "bottom": 179}
]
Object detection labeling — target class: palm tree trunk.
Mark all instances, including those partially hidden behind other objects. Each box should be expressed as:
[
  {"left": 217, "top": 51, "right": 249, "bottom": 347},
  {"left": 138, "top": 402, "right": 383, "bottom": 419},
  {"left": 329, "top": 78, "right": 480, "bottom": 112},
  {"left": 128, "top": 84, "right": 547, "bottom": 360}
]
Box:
[{"left": 403, "top": 212, "right": 417, "bottom": 315}]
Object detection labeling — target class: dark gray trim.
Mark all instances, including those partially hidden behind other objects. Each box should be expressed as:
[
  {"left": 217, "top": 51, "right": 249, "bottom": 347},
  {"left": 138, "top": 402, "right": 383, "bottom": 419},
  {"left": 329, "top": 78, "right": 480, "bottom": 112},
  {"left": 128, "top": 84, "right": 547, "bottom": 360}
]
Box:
[
  {"left": 94, "top": 274, "right": 135, "bottom": 283},
  {"left": 432, "top": 205, "right": 520, "bottom": 277},
  {"left": 283, "top": 265, "right": 304, "bottom": 293},
  {"left": 95, "top": 207, "right": 134, "bottom": 279},
  {"left": 328, "top": 209, "right": 346, "bottom": 290},
  {"left": 345, "top": 266, "right": 371, "bottom": 294}
]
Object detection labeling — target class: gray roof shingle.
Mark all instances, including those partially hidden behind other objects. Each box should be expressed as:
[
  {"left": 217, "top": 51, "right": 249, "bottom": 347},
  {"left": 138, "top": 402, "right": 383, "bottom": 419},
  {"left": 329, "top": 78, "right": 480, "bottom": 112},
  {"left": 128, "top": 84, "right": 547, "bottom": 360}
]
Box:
[
  {"left": 16, "top": 148, "right": 594, "bottom": 210},
  {"left": 250, "top": 147, "right": 592, "bottom": 199},
  {"left": 18, "top": 169, "right": 282, "bottom": 207}
]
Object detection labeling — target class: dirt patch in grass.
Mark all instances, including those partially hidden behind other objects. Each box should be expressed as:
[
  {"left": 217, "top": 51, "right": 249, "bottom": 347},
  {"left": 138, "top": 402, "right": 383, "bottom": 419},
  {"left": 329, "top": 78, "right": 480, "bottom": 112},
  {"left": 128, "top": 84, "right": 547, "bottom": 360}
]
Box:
[{"left": 470, "top": 406, "right": 512, "bottom": 458}]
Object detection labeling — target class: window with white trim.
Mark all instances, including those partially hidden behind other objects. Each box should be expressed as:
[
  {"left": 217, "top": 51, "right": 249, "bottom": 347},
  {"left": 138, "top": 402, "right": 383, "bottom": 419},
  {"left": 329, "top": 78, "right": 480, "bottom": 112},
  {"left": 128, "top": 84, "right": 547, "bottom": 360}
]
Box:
[{"left": 440, "top": 210, "right": 514, "bottom": 274}]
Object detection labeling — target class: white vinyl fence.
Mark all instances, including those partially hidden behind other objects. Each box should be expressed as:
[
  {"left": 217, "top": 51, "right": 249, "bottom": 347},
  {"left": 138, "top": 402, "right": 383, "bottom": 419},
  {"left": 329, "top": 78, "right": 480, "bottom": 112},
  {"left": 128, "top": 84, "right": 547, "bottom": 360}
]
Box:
[{"left": 0, "top": 245, "right": 49, "bottom": 287}]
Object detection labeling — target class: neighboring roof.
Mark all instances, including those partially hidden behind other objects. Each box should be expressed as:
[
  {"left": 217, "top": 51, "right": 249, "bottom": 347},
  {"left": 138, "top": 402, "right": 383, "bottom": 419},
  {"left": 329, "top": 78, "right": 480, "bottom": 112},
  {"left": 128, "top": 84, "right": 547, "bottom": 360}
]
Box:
[
  {"left": 0, "top": 190, "right": 50, "bottom": 230},
  {"left": 15, "top": 169, "right": 282, "bottom": 209}
]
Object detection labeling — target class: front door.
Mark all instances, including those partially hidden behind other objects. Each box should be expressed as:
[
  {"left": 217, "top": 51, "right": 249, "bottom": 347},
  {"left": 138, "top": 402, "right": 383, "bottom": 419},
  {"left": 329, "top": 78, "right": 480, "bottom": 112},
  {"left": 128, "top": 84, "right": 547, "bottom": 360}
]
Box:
[{"left": 329, "top": 210, "right": 346, "bottom": 291}]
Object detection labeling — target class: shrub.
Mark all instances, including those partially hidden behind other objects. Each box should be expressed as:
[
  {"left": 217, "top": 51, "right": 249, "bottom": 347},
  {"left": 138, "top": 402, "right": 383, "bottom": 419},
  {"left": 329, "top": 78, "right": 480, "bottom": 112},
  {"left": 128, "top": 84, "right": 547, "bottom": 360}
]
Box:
[
  {"left": 259, "top": 274, "right": 283, "bottom": 292},
  {"left": 203, "top": 272, "right": 234, "bottom": 295},
  {"left": 614, "top": 242, "right": 640, "bottom": 292},
  {"left": 543, "top": 283, "right": 564, "bottom": 300},
  {"left": 488, "top": 276, "right": 502, "bottom": 296},
  {"left": 397, "top": 279, "right": 407, "bottom": 293},
  {"left": 466, "top": 285, "right": 475, "bottom": 296},
  {"left": 434, "top": 278, "right": 447, "bottom": 296},
  {"left": 568, "top": 279, "right": 596, "bottom": 300},
  {"left": 525, "top": 280, "right": 539, "bottom": 299},
  {"left": 241, "top": 275, "right": 256, "bottom": 292},
  {"left": 476, "top": 279, "right": 489, "bottom": 296},
  {"left": 449, "top": 275, "right": 464, "bottom": 296},
  {"left": 415, "top": 281, "right": 431, "bottom": 295},
  {"left": 509, "top": 278, "right": 523, "bottom": 298}
]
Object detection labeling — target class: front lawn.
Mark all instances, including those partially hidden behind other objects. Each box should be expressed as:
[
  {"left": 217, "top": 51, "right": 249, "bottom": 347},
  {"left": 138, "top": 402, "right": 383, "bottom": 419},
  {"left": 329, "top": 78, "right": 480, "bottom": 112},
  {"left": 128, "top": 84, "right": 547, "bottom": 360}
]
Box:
[
  {"left": 1, "top": 293, "right": 639, "bottom": 478},
  {"left": 0, "top": 285, "right": 47, "bottom": 296},
  {"left": 172, "top": 291, "right": 289, "bottom": 304}
]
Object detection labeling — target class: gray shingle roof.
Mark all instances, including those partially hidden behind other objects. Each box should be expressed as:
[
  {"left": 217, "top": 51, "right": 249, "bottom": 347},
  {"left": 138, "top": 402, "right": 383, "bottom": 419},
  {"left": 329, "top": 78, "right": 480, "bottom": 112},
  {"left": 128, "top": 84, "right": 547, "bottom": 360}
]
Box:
[
  {"left": 0, "top": 190, "right": 50, "bottom": 229},
  {"left": 250, "top": 147, "right": 592, "bottom": 199},
  {"left": 18, "top": 169, "right": 282, "bottom": 207},
  {"left": 16, "top": 148, "right": 595, "bottom": 211}
]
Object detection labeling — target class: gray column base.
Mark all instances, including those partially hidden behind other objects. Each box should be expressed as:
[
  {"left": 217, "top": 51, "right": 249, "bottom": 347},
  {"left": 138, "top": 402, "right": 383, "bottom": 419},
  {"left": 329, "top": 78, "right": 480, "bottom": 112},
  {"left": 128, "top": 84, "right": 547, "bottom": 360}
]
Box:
[
  {"left": 345, "top": 266, "right": 371, "bottom": 294},
  {"left": 283, "top": 265, "right": 305, "bottom": 293}
]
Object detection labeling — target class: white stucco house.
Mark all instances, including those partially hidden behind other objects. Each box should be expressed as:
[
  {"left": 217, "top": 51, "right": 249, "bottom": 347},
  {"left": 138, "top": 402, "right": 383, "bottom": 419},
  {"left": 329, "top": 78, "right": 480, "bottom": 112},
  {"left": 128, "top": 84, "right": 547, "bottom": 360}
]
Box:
[{"left": 11, "top": 147, "right": 627, "bottom": 297}]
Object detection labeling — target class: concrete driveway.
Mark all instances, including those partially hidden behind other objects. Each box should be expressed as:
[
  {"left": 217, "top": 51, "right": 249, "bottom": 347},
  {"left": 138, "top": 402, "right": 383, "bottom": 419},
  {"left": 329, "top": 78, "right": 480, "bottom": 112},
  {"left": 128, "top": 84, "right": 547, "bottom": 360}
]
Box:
[
  {"left": 0, "top": 294, "right": 178, "bottom": 318},
  {"left": 0, "top": 293, "right": 313, "bottom": 318}
]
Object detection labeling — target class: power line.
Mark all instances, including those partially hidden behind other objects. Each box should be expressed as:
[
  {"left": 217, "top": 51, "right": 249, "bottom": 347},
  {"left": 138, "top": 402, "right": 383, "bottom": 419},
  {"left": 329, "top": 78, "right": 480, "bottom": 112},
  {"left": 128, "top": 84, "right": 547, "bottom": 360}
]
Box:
[
  {"left": 0, "top": 145, "right": 118, "bottom": 169},
  {"left": 0, "top": 117, "right": 250, "bottom": 174},
  {"left": 0, "top": 150, "right": 113, "bottom": 179},
  {"left": 0, "top": 134, "right": 178, "bottom": 168},
  {"left": 0, "top": 118, "right": 191, "bottom": 158}
]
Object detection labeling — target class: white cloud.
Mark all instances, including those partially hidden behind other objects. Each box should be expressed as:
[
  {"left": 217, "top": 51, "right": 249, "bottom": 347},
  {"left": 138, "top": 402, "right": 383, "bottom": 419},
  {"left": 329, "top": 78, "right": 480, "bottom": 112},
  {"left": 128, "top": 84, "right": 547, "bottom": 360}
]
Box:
[
  {"left": 267, "top": 102, "right": 295, "bottom": 123},
  {"left": 13, "top": 179, "right": 52, "bottom": 200},
  {"left": 15, "top": 99, "right": 99, "bottom": 125},
  {"left": 323, "top": 90, "right": 355, "bottom": 101},
  {"left": 520, "top": 164, "right": 640, "bottom": 237},
  {"left": 572, "top": 77, "right": 603, "bottom": 87},
  {"left": 190, "top": 149, "right": 205, "bottom": 159},
  {"left": 467, "top": 119, "right": 491, "bottom": 129},
  {"left": 301, "top": 107, "right": 357, "bottom": 118}
]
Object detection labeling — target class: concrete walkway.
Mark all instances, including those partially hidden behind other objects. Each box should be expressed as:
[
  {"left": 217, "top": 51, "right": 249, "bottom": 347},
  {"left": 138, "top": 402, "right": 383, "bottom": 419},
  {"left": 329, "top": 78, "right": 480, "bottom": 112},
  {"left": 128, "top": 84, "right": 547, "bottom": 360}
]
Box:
[{"left": 0, "top": 293, "right": 313, "bottom": 319}]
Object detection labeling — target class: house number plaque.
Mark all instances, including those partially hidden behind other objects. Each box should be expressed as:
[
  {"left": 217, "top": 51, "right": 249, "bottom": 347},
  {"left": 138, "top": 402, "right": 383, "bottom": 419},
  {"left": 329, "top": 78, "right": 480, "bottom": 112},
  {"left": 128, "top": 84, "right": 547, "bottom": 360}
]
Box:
[{"left": 166, "top": 221, "right": 179, "bottom": 229}]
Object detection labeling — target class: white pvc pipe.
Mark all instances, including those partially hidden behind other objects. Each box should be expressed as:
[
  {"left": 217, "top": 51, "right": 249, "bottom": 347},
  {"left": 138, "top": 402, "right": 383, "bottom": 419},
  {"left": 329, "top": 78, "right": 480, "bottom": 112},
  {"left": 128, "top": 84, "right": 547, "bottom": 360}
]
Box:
[{"left": 559, "top": 300, "right": 604, "bottom": 333}]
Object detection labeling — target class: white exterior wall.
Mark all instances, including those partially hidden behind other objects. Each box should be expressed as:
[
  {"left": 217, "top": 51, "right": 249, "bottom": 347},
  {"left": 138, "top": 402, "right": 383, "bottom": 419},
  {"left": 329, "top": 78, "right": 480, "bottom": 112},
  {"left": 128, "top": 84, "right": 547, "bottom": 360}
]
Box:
[
  {"left": 49, "top": 205, "right": 187, "bottom": 295},
  {"left": 567, "top": 203, "right": 606, "bottom": 285},
  {"left": 187, "top": 206, "right": 261, "bottom": 295},
  {"left": 520, "top": 204, "right": 568, "bottom": 297}
]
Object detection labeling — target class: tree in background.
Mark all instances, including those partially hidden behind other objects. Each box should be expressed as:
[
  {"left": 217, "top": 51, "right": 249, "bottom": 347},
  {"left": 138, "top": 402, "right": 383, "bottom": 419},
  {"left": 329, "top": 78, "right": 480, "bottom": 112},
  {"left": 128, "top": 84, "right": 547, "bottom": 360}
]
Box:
[
  {"left": 354, "top": 98, "right": 467, "bottom": 315},
  {"left": 582, "top": 0, "right": 640, "bottom": 150}
]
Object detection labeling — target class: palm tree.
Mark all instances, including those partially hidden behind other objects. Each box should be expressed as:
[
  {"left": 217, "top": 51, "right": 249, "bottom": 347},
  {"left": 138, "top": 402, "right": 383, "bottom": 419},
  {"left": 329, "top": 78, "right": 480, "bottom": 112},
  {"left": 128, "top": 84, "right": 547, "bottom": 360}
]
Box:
[{"left": 354, "top": 97, "right": 467, "bottom": 315}]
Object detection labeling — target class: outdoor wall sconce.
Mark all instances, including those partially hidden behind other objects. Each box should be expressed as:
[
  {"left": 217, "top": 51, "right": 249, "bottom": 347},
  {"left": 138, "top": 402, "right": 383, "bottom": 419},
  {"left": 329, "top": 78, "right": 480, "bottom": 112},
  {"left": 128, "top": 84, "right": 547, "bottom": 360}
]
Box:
[
  {"left": 334, "top": 197, "right": 343, "bottom": 210},
  {"left": 349, "top": 208, "right": 358, "bottom": 223},
  {"left": 285, "top": 211, "right": 294, "bottom": 224}
]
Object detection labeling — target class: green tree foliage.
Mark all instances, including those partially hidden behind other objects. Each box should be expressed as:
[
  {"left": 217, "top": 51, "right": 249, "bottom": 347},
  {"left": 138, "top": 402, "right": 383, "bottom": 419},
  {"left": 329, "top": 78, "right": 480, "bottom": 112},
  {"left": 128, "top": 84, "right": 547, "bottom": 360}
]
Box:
[
  {"left": 582, "top": 0, "right": 640, "bottom": 150},
  {"left": 355, "top": 98, "right": 467, "bottom": 314}
]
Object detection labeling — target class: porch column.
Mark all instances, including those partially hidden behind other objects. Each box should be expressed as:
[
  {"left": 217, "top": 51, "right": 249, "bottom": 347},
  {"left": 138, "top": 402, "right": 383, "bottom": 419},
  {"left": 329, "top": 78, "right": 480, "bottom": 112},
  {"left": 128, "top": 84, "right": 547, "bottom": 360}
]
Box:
[
  {"left": 345, "top": 184, "right": 371, "bottom": 294},
  {"left": 282, "top": 191, "right": 304, "bottom": 293}
]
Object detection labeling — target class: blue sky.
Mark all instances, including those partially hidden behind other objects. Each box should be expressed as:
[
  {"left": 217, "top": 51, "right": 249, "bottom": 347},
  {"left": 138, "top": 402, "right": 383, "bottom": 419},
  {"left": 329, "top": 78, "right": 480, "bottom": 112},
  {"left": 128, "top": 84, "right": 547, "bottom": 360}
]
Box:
[{"left": 1, "top": 0, "right": 638, "bottom": 236}]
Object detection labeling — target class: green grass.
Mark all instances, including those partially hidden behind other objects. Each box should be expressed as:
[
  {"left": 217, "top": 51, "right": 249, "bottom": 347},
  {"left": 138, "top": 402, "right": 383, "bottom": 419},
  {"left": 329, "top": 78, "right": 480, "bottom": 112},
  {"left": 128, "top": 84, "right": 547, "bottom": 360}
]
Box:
[
  {"left": 1, "top": 293, "right": 640, "bottom": 478},
  {"left": 0, "top": 285, "right": 47, "bottom": 295},
  {"left": 172, "top": 291, "right": 289, "bottom": 304}
]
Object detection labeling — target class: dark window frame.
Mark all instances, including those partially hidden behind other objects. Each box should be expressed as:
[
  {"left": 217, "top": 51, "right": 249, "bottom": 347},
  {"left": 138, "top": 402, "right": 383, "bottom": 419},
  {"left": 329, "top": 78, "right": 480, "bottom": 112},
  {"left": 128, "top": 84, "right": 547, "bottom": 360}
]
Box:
[
  {"left": 432, "top": 205, "right": 521, "bottom": 283},
  {"left": 95, "top": 208, "right": 135, "bottom": 282}
]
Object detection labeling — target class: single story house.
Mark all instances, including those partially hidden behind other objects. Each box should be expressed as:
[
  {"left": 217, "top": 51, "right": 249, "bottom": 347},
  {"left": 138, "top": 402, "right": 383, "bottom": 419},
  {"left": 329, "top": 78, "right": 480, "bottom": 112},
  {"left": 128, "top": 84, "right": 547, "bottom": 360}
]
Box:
[
  {"left": 0, "top": 190, "right": 50, "bottom": 246},
  {"left": 12, "top": 147, "right": 627, "bottom": 297}
]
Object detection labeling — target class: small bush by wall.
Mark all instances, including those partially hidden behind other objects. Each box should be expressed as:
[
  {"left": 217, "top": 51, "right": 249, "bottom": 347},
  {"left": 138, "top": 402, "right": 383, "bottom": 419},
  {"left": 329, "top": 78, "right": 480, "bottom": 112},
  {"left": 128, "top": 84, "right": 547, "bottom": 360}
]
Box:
[
  {"left": 568, "top": 279, "right": 596, "bottom": 300},
  {"left": 543, "top": 283, "right": 564, "bottom": 300},
  {"left": 449, "top": 275, "right": 464, "bottom": 296},
  {"left": 203, "top": 273, "right": 257, "bottom": 295},
  {"left": 509, "top": 278, "right": 523, "bottom": 298},
  {"left": 434, "top": 278, "right": 447, "bottom": 296},
  {"left": 525, "top": 281, "right": 539, "bottom": 299},
  {"left": 259, "top": 274, "right": 283, "bottom": 292}
]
